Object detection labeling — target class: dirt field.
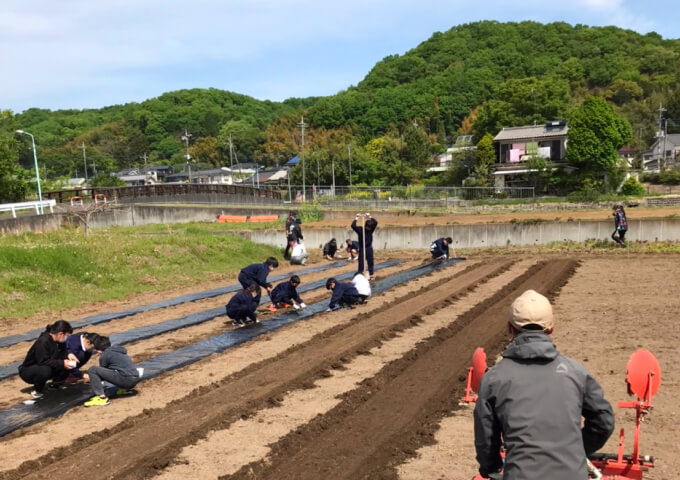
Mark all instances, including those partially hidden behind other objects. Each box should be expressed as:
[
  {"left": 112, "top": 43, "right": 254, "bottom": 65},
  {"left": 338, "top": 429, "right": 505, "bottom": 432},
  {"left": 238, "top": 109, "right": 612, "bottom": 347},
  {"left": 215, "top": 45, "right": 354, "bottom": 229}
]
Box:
[
  {"left": 309, "top": 205, "right": 680, "bottom": 227},
  {"left": 0, "top": 252, "right": 677, "bottom": 480}
]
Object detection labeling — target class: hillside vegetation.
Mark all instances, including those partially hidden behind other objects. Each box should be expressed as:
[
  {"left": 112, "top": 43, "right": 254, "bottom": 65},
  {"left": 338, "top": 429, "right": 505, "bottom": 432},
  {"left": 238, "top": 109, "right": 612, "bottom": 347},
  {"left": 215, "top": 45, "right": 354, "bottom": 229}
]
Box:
[{"left": 2, "top": 21, "right": 679, "bottom": 199}]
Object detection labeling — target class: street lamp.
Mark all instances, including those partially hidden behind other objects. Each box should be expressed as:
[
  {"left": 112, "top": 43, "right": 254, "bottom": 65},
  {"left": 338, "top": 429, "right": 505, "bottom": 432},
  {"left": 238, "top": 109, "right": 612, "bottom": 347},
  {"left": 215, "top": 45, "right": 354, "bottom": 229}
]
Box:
[
  {"left": 16, "top": 130, "right": 44, "bottom": 214},
  {"left": 181, "top": 130, "right": 192, "bottom": 183}
]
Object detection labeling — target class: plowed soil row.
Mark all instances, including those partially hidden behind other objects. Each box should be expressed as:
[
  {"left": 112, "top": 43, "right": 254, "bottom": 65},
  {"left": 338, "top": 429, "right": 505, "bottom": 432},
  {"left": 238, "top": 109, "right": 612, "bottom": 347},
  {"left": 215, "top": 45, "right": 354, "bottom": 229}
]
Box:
[
  {"left": 7, "top": 259, "right": 512, "bottom": 480},
  {"left": 224, "top": 259, "right": 577, "bottom": 480}
]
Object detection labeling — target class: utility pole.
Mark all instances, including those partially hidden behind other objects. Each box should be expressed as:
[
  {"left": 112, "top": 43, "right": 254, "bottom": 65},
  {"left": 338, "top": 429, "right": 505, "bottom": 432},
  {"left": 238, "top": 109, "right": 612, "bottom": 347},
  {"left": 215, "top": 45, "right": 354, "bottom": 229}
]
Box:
[
  {"left": 297, "top": 116, "right": 307, "bottom": 201},
  {"left": 228, "top": 134, "right": 234, "bottom": 169},
  {"left": 81, "top": 142, "right": 88, "bottom": 184},
  {"left": 331, "top": 156, "right": 335, "bottom": 198},
  {"left": 657, "top": 104, "right": 667, "bottom": 171},
  {"left": 181, "top": 130, "right": 192, "bottom": 182},
  {"left": 141, "top": 152, "right": 148, "bottom": 170},
  {"left": 347, "top": 144, "right": 352, "bottom": 189}
]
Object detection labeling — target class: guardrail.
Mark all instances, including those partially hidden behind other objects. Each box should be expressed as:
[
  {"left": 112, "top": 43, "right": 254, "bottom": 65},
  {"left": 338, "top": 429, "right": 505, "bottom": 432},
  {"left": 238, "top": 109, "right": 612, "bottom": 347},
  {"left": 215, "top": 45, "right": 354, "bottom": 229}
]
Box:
[{"left": 0, "top": 200, "right": 56, "bottom": 218}]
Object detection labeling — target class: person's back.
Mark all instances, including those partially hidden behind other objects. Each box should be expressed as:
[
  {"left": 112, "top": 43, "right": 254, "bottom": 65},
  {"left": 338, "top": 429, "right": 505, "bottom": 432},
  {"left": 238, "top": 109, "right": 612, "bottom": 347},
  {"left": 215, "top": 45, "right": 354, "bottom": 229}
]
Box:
[{"left": 474, "top": 290, "right": 614, "bottom": 480}]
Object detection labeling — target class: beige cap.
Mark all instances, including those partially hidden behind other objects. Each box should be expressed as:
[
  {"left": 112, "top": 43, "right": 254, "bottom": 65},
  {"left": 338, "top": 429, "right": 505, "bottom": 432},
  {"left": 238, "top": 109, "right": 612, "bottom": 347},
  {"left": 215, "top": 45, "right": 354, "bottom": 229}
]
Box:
[{"left": 509, "top": 289, "right": 553, "bottom": 331}]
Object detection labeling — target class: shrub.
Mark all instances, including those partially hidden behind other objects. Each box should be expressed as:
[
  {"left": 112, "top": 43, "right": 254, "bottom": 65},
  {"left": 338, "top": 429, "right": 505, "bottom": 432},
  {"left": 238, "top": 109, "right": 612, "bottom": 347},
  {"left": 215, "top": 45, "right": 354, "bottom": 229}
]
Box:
[
  {"left": 620, "top": 177, "right": 646, "bottom": 196},
  {"left": 298, "top": 203, "right": 323, "bottom": 222}
]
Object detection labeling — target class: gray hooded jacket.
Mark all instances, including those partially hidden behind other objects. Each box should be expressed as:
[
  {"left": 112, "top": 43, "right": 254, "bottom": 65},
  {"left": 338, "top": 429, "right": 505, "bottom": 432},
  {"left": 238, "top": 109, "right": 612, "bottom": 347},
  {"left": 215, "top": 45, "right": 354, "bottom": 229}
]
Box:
[
  {"left": 99, "top": 345, "right": 139, "bottom": 377},
  {"left": 473, "top": 331, "right": 614, "bottom": 480}
]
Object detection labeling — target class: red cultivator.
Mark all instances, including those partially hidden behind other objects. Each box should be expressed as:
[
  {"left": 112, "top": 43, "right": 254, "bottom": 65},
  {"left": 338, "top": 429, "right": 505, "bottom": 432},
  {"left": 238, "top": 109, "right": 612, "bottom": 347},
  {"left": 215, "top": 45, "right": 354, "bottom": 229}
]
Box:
[{"left": 465, "top": 348, "right": 660, "bottom": 480}]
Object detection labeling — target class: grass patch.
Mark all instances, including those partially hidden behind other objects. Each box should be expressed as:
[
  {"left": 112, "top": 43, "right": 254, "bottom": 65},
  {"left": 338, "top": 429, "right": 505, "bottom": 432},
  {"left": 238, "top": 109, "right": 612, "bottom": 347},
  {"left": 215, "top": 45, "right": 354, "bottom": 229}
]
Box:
[{"left": 0, "top": 223, "right": 281, "bottom": 318}]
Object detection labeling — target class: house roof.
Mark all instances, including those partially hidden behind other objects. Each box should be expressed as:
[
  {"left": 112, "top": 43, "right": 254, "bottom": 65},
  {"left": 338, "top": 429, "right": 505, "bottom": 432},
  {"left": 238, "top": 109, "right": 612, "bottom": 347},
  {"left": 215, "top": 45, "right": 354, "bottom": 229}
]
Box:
[
  {"left": 193, "top": 167, "right": 233, "bottom": 176},
  {"left": 286, "top": 155, "right": 299, "bottom": 166},
  {"left": 648, "top": 134, "right": 680, "bottom": 149},
  {"left": 494, "top": 122, "right": 568, "bottom": 142}
]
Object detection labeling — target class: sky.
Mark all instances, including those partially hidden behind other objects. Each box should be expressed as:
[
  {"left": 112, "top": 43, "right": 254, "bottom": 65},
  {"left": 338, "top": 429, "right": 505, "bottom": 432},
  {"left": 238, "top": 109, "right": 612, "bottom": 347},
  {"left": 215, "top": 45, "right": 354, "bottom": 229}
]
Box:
[{"left": 1, "top": 0, "right": 678, "bottom": 113}]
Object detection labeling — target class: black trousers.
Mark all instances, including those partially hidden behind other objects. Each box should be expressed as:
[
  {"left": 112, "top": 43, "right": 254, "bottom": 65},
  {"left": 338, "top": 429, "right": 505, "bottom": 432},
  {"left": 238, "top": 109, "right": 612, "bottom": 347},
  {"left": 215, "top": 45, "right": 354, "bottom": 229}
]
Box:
[
  {"left": 357, "top": 247, "right": 374, "bottom": 275},
  {"left": 612, "top": 228, "right": 627, "bottom": 245},
  {"left": 18, "top": 364, "right": 63, "bottom": 392}
]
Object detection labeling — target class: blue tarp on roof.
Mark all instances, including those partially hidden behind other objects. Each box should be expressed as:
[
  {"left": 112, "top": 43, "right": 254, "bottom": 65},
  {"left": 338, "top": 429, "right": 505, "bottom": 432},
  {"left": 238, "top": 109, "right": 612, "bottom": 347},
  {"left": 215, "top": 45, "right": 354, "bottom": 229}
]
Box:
[{"left": 286, "top": 155, "right": 299, "bottom": 166}]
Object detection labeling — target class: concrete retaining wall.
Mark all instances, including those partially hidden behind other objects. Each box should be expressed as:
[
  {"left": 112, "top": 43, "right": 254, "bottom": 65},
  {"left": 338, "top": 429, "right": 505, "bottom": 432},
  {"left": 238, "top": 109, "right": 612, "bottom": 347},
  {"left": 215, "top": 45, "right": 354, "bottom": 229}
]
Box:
[{"left": 249, "top": 218, "right": 680, "bottom": 250}]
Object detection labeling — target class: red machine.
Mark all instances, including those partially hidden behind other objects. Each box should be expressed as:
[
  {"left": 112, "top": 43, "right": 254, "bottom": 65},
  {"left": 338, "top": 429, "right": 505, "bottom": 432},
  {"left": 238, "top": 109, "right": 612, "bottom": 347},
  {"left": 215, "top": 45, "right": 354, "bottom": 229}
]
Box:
[
  {"left": 468, "top": 348, "right": 660, "bottom": 480},
  {"left": 460, "top": 347, "right": 487, "bottom": 404}
]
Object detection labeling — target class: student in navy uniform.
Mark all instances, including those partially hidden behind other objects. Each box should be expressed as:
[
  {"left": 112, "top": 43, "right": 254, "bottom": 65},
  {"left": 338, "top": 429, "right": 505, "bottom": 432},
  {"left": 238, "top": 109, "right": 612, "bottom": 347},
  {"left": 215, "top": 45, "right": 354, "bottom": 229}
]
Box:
[
  {"left": 84, "top": 335, "right": 142, "bottom": 407},
  {"left": 226, "top": 284, "right": 261, "bottom": 326},
  {"left": 323, "top": 238, "right": 340, "bottom": 260},
  {"left": 430, "top": 237, "right": 453, "bottom": 260},
  {"left": 284, "top": 212, "right": 297, "bottom": 259},
  {"left": 325, "top": 277, "right": 361, "bottom": 311},
  {"left": 345, "top": 239, "right": 359, "bottom": 261},
  {"left": 18, "top": 320, "right": 76, "bottom": 399},
  {"left": 351, "top": 213, "right": 378, "bottom": 279},
  {"left": 64, "top": 332, "right": 100, "bottom": 381},
  {"left": 611, "top": 204, "right": 628, "bottom": 248},
  {"left": 238, "top": 257, "right": 278, "bottom": 304},
  {"left": 269, "top": 275, "right": 307, "bottom": 312}
]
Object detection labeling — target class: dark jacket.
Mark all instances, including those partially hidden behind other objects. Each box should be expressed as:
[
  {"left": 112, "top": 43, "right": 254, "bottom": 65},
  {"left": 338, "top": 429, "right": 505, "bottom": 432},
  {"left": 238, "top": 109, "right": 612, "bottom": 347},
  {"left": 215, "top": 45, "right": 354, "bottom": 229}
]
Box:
[
  {"left": 351, "top": 219, "right": 378, "bottom": 248},
  {"left": 285, "top": 216, "right": 295, "bottom": 235},
  {"left": 239, "top": 263, "right": 271, "bottom": 289},
  {"left": 346, "top": 240, "right": 360, "bottom": 252},
  {"left": 430, "top": 238, "right": 449, "bottom": 258},
  {"left": 323, "top": 240, "right": 338, "bottom": 257},
  {"left": 99, "top": 345, "right": 139, "bottom": 377},
  {"left": 20, "top": 332, "right": 67, "bottom": 371},
  {"left": 289, "top": 223, "right": 303, "bottom": 241},
  {"left": 329, "top": 282, "right": 360, "bottom": 309},
  {"left": 65, "top": 334, "right": 94, "bottom": 379},
  {"left": 474, "top": 331, "right": 614, "bottom": 480},
  {"left": 270, "top": 281, "right": 303, "bottom": 305},
  {"left": 614, "top": 211, "right": 628, "bottom": 231},
  {"left": 226, "top": 291, "right": 258, "bottom": 321}
]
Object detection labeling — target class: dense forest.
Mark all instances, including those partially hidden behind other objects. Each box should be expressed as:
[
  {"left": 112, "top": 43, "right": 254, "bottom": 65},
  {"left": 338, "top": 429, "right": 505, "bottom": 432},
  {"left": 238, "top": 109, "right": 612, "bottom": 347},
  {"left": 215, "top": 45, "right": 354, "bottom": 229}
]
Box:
[{"left": 2, "top": 20, "right": 680, "bottom": 200}]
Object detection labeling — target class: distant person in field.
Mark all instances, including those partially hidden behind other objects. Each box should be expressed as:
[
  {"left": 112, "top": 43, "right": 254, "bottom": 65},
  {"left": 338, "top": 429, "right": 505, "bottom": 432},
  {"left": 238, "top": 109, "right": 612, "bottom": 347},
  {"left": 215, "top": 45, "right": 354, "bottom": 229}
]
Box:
[
  {"left": 289, "top": 240, "right": 308, "bottom": 265},
  {"left": 351, "top": 213, "right": 378, "bottom": 279},
  {"left": 430, "top": 236, "right": 453, "bottom": 260},
  {"left": 64, "top": 332, "right": 100, "bottom": 382},
  {"left": 345, "top": 239, "right": 359, "bottom": 261},
  {"left": 284, "top": 212, "right": 296, "bottom": 259},
  {"left": 351, "top": 272, "right": 371, "bottom": 303},
  {"left": 238, "top": 257, "right": 278, "bottom": 305},
  {"left": 474, "top": 290, "right": 614, "bottom": 480},
  {"left": 325, "top": 277, "right": 361, "bottom": 311},
  {"left": 323, "top": 238, "right": 341, "bottom": 260},
  {"left": 18, "top": 320, "right": 76, "bottom": 399},
  {"left": 226, "top": 284, "right": 261, "bottom": 326},
  {"left": 611, "top": 204, "right": 628, "bottom": 248},
  {"left": 84, "top": 335, "right": 142, "bottom": 407},
  {"left": 269, "top": 275, "right": 306, "bottom": 312}
]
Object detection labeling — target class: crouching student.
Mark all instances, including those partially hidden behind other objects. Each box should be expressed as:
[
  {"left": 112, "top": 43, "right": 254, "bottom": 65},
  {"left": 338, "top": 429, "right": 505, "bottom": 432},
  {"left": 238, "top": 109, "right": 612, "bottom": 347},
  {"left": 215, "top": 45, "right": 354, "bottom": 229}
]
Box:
[
  {"left": 323, "top": 238, "right": 340, "bottom": 260},
  {"left": 84, "top": 335, "right": 141, "bottom": 407},
  {"left": 352, "top": 272, "right": 371, "bottom": 303},
  {"left": 65, "top": 332, "right": 100, "bottom": 382},
  {"left": 345, "top": 239, "right": 359, "bottom": 261},
  {"left": 325, "top": 277, "right": 361, "bottom": 311},
  {"left": 269, "top": 275, "right": 306, "bottom": 312},
  {"left": 430, "top": 236, "right": 453, "bottom": 260},
  {"left": 226, "top": 284, "right": 260, "bottom": 326},
  {"left": 289, "top": 241, "right": 308, "bottom": 265},
  {"left": 238, "top": 257, "right": 278, "bottom": 304},
  {"left": 18, "top": 320, "right": 76, "bottom": 399}
]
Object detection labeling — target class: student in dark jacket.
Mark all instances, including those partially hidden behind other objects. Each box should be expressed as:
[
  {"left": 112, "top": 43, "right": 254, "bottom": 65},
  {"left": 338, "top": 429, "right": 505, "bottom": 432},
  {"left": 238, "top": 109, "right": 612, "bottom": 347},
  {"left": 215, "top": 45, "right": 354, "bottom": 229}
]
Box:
[
  {"left": 84, "top": 335, "right": 141, "bottom": 407},
  {"left": 611, "top": 204, "right": 628, "bottom": 247},
  {"left": 65, "top": 332, "right": 100, "bottom": 381},
  {"left": 238, "top": 257, "right": 278, "bottom": 304},
  {"left": 351, "top": 214, "right": 378, "bottom": 279},
  {"left": 345, "top": 239, "right": 359, "bottom": 260},
  {"left": 284, "top": 212, "right": 296, "bottom": 259},
  {"left": 430, "top": 237, "right": 453, "bottom": 260},
  {"left": 269, "top": 275, "right": 306, "bottom": 312},
  {"left": 325, "top": 277, "right": 361, "bottom": 311},
  {"left": 226, "top": 284, "right": 261, "bottom": 326},
  {"left": 18, "top": 320, "right": 76, "bottom": 399},
  {"left": 474, "top": 290, "right": 614, "bottom": 480},
  {"left": 323, "top": 238, "right": 340, "bottom": 260}
]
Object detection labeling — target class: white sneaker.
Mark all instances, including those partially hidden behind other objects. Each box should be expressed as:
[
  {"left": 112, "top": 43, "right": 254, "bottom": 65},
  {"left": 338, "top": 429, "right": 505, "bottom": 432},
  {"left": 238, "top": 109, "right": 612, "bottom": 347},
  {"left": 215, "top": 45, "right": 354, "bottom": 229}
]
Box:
[{"left": 31, "top": 390, "right": 44, "bottom": 399}]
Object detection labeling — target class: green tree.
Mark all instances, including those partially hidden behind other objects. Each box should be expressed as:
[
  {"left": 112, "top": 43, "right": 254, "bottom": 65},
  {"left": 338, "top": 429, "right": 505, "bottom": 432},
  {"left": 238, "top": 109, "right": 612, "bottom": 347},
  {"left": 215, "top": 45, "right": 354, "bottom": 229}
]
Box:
[
  {"left": 472, "top": 133, "right": 496, "bottom": 186},
  {"left": 0, "top": 111, "right": 30, "bottom": 202},
  {"left": 566, "top": 97, "right": 633, "bottom": 178}
]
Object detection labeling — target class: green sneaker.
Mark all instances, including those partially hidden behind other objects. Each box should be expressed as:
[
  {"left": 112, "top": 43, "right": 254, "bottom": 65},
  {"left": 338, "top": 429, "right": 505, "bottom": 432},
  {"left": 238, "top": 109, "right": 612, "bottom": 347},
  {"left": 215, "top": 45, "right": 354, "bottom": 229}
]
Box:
[
  {"left": 84, "top": 395, "right": 110, "bottom": 407},
  {"left": 115, "top": 388, "right": 135, "bottom": 396}
]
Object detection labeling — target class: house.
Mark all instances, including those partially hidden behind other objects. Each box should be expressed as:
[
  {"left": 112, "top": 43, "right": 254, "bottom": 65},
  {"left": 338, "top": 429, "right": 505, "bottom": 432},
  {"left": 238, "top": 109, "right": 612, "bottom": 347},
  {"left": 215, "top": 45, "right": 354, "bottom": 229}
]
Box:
[
  {"left": 618, "top": 146, "right": 636, "bottom": 169},
  {"left": 428, "top": 135, "right": 476, "bottom": 173},
  {"left": 117, "top": 171, "right": 157, "bottom": 186},
  {"left": 165, "top": 172, "right": 190, "bottom": 183},
  {"left": 642, "top": 134, "right": 680, "bottom": 172},
  {"left": 145, "top": 165, "right": 174, "bottom": 180},
  {"left": 190, "top": 167, "right": 234, "bottom": 185},
  {"left": 492, "top": 120, "right": 570, "bottom": 187}
]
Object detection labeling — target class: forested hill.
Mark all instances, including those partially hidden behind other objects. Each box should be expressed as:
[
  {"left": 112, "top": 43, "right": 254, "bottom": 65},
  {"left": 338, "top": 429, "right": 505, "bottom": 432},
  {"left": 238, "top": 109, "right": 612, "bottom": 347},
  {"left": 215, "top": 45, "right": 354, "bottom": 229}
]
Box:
[
  {"left": 308, "top": 21, "right": 680, "bottom": 140},
  {"left": 4, "top": 20, "right": 680, "bottom": 185}
]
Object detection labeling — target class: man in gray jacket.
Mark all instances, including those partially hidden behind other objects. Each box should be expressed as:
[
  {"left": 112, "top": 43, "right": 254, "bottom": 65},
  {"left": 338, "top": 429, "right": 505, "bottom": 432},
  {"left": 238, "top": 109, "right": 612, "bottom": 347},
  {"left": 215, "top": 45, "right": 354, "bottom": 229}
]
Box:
[{"left": 474, "top": 289, "right": 614, "bottom": 480}]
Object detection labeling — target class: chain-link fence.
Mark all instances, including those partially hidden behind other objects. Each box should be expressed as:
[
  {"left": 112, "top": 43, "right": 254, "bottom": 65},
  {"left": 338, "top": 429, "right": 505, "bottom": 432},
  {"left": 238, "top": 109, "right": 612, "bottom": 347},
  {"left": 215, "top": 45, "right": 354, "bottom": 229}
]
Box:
[{"left": 279, "top": 185, "right": 534, "bottom": 207}]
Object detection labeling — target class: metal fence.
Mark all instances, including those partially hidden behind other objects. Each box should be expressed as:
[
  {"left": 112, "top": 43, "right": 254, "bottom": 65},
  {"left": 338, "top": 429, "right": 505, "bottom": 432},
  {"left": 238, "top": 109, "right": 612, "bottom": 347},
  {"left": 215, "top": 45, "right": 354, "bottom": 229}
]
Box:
[{"left": 278, "top": 185, "right": 535, "bottom": 205}]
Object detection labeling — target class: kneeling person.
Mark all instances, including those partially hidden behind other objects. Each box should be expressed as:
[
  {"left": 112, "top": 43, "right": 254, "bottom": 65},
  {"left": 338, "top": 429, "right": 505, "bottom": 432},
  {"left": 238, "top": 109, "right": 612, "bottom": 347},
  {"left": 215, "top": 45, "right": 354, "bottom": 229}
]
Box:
[
  {"left": 269, "top": 275, "right": 306, "bottom": 311},
  {"left": 226, "top": 284, "right": 260, "bottom": 326},
  {"left": 325, "top": 277, "right": 360, "bottom": 311},
  {"left": 352, "top": 272, "right": 371, "bottom": 303},
  {"left": 430, "top": 236, "right": 453, "bottom": 260},
  {"left": 84, "top": 336, "right": 141, "bottom": 407}
]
